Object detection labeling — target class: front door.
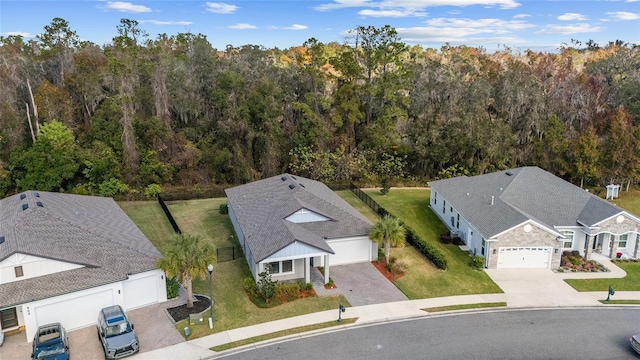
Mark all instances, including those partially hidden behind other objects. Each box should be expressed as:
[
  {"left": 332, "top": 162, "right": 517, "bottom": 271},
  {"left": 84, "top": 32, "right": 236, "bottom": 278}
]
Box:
[{"left": 0, "top": 307, "right": 18, "bottom": 329}]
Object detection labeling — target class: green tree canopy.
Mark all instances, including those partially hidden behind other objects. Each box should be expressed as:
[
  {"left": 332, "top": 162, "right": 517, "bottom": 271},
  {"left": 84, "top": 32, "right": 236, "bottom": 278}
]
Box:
[{"left": 156, "top": 234, "right": 215, "bottom": 308}]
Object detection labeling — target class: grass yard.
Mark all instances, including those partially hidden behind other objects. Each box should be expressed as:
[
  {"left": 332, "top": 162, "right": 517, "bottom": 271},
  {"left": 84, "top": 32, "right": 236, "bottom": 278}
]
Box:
[
  {"left": 609, "top": 187, "right": 640, "bottom": 215},
  {"left": 360, "top": 189, "right": 502, "bottom": 299},
  {"left": 565, "top": 261, "right": 640, "bottom": 291},
  {"left": 120, "top": 198, "right": 349, "bottom": 340}
]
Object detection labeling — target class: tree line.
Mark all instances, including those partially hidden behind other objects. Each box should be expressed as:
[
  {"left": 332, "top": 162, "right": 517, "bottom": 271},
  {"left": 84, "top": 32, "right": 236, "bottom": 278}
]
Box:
[{"left": 1, "top": 18, "right": 639, "bottom": 198}]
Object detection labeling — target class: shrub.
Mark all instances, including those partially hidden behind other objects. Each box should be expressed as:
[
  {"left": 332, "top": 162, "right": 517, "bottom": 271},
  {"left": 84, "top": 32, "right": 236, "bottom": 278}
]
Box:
[
  {"left": 244, "top": 277, "right": 257, "bottom": 294},
  {"left": 471, "top": 255, "right": 484, "bottom": 269},
  {"left": 404, "top": 224, "right": 448, "bottom": 270},
  {"left": 570, "top": 256, "right": 582, "bottom": 266},
  {"left": 165, "top": 276, "right": 180, "bottom": 299},
  {"left": 392, "top": 256, "right": 410, "bottom": 274},
  {"left": 257, "top": 268, "right": 277, "bottom": 302},
  {"left": 98, "top": 178, "right": 129, "bottom": 197},
  {"left": 305, "top": 282, "right": 313, "bottom": 291},
  {"left": 219, "top": 202, "right": 229, "bottom": 215},
  {"left": 144, "top": 183, "right": 162, "bottom": 199},
  {"left": 276, "top": 283, "right": 301, "bottom": 301}
]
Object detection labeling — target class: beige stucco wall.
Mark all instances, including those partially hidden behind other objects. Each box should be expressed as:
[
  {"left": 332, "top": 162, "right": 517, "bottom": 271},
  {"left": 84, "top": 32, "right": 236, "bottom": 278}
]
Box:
[{"left": 487, "top": 223, "right": 562, "bottom": 269}]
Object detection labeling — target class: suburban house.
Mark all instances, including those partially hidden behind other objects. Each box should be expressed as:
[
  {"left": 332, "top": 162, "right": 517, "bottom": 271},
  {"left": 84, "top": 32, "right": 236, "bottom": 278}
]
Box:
[
  {"left": 0, "top": 191, "right": 167, "bottom": 342},
  {"left": 225, "top": 174, "right": 376, "bottom": 284},
  {"left": 429, "top": 167, "right": 640, "bottom": 269}
]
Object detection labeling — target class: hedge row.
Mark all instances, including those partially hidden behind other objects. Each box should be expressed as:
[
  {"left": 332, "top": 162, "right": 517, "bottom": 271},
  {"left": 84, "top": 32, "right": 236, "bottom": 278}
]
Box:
[{"left": 376, "top": 207, "right": 448, "bottom": 270}]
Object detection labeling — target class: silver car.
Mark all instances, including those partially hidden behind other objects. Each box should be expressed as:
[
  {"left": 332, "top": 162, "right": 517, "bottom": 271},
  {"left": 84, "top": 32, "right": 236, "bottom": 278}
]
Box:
[{"left": 631, "top": 333, "right": 640, "bottom": 355}]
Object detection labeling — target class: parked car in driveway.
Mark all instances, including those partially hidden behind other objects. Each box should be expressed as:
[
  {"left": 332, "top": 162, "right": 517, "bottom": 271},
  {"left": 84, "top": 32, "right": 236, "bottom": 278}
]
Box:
[
  {"left": 631, "top": 333, "right": 640, "bottom": 355},
  {"left": 96, "top": 305, "right": 139, "bottom": 359},
  {"left": 31, "top": 322, "right": 69, "bottom": 360}
]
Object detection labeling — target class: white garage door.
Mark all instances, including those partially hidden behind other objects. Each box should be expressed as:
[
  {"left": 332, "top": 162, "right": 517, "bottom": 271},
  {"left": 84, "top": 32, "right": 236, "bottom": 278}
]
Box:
[
  {"left": 497, "top": 247, "right": 552, "bottom": 269},
  {"left": 35, "top": 289, "right": 114, "bottom": 331},
  {"left": 327, "top": 237, "right": 371, "bottom": 265},
  {"left": 123, "top": 276, "right": 158, "bottom": 310}
]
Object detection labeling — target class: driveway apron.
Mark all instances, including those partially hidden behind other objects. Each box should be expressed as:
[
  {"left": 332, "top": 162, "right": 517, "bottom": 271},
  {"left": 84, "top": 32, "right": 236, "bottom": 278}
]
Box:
[
  {"left": 484, "top": 268, "right": 602, "bottom": 307},
  {"left": 329, "top": 262, "right": 408, "bottom": 306}
]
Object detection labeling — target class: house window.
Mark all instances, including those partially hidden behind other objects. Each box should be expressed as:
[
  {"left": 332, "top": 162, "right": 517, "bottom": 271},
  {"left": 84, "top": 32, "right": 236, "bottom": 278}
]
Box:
[
  {"left": 619, "top": 234, "right": 628, "bottom": 248},
  {"left": 456, "top": 214, "right": 460, "bottom": 229},
  {"left": 14, "top": 266, "right": 23, "bottom": 277},
  {"left": 267, "top": 260, "right": 293, "bottom": 274},
  {"left": 561, "top": 231, "right": 574, "bottom": 249},
  {"left": 433, "top": 192, "right": 437, "bottom": 204},
  {"left": 442, "top": 200, "right": 446, "bottom": 214},
  {"left": 481, "top": 238, "right": 486, "bottom": 256}
]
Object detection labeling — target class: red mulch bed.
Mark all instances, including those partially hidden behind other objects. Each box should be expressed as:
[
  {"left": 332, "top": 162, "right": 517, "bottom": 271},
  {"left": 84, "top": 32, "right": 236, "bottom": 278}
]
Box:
[{"left": 372, "top": 260, "right": 405, "bottom": 282}]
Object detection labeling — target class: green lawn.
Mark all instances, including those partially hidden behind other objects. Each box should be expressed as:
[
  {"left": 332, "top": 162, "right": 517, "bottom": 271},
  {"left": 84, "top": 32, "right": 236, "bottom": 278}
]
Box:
[
  {"left": 565, "top": 261, "right": 640, "bottom": 291},
  {"left": 361, "top": 189, "right": 502, "bottom": 299},
  {"left": 120, "top": 198, "right": 349, "bottom": 340},
  {"left": 609, "top": 188, "right": 640, "bottom": 215}
]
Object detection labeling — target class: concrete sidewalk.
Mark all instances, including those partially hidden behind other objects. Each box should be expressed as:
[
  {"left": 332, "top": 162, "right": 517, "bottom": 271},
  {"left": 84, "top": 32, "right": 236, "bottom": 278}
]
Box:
[{"left": 131, "top": 260, "right": 640, "bottom": 360}]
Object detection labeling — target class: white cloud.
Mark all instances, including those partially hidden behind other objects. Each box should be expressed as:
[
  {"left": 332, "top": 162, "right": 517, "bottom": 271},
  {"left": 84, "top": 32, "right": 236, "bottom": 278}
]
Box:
[
  {"left": 358, "top": 9, "right": 426, "bottom": 17},
  {"left": 557, "top": 13, "right": 586, "bottom": 21},
  {"left": 513, "top": 13, "right": 530, "bottom": 19},
  {"left": 626, "top": 0, "right": 639, "bottom": 2},
  {"left": 227, "top": 23, "right": 256, "bottom": 30},
  {"left": 105, "top": 1, "right": 151, "bottom": 13},
  {"left": 426, "top": 17, "right": 535, "bottom": 30},
  {"left": 284, "top": 24, "right": 308, "bottom": 30},
  {"left": 537, "top": 23, "right": 601, "bottom": 35},
  {"left": 608, "top": 11, "right": 640, "bottom": 20},
  {"left": 206, "top": 2, "right": 238, "bottom": 14},
  {"left": 315, "top": 0, "right": 520, "bottom": 14},
  {"left": 138, "top": 20, "right": 193, "bottom": 26},
  {"left": 0, "top": 31, "right": 34, "bottom": 38}
]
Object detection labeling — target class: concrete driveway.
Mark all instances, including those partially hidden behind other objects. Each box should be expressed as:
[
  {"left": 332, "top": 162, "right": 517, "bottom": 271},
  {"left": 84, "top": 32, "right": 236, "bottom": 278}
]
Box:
[
  {"left": 328, "top": 263, "right": 408, "bottom": 306},
  {"left": 484, "top": 268, "right": 602, "bottom": 307},
  {"left": 0, "top": 301, "right": 184, "bottom": 360}
]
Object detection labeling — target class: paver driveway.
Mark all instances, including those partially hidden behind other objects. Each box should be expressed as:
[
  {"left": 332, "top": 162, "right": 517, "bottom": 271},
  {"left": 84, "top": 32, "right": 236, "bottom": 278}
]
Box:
[
  {"left": 0, "top": 301, "right": 184, "bottom": 360},
  {"left": 328, "top": 262, "right": 408, "bottom": 306}
]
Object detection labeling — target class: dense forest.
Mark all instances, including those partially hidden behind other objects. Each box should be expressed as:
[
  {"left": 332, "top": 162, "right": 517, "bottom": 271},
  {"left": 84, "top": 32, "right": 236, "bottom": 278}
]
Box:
[{"left": 1, "top": 18, "right": 639, "bottom": 198}]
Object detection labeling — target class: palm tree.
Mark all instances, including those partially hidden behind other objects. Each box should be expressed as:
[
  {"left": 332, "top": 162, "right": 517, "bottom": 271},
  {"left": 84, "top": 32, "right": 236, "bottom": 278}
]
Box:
[
  {"left": 369, "top": 215, "right": 405, "bottom": 266},
  {"left": 157, "top": 234, "right": 215, "bottom": 308}
]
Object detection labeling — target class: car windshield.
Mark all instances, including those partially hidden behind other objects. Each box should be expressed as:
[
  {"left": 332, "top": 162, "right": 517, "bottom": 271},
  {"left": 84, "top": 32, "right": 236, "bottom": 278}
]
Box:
[
  {"left": 34, "top": 341, "right": 65, "bottom": 358},
  {"left": 105, "top": 322, "right": 131, "bottom": 337}
]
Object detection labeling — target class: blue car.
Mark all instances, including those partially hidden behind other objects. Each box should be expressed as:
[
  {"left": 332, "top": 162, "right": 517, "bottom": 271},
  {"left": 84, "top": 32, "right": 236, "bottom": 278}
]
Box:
[{"left": 31, "top": 323, "right": 69, "bottom": 360}]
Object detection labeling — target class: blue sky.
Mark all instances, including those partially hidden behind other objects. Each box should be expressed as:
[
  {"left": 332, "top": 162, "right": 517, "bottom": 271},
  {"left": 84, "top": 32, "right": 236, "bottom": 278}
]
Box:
[{"left": 1, "top": 0, "right": 639, "bottom": 52}]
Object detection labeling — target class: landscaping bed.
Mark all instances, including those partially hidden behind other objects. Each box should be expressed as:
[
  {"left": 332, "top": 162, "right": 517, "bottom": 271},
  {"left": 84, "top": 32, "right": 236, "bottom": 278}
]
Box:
[
  {"left": 558, "top": 251, "right": 608, "bottom": 272},
  {"left": 167, "top": 295, "right": 211, "bottom": 322}
]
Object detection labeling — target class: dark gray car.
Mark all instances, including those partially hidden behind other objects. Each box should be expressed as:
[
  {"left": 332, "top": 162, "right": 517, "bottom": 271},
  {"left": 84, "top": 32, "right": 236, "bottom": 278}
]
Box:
[{"left": 96, "top": 305, "right": 139, "bottom": 359}]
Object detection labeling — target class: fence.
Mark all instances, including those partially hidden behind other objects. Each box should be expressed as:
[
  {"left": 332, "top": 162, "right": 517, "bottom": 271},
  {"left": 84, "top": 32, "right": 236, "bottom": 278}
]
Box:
[
  {"left": 216, "top": 246, "right": 243, "bottom": 262},
  {"left": 158, "top": 195, "right": 182, "bottom": 234},
  {"left": 349, "top": 183, "right": 388, "bottom": 217}
]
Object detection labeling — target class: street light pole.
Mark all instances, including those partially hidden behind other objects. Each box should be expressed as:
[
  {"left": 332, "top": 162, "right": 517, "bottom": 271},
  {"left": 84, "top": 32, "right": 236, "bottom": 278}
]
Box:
[{"left": 208, "top": 263, "right": 214, "bottom": 329}]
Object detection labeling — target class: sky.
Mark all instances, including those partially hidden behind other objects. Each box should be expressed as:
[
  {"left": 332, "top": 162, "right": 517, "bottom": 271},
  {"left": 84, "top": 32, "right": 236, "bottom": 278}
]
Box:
[{"left": 1, "top": 0, "right": 639, "bottom": 52}]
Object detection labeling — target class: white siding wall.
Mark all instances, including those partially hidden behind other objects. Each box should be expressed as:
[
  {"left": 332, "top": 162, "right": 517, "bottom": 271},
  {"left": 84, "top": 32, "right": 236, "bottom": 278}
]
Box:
[
  {"left": 285, "top": 209, "right": 329, "bottom": 223},
  {"left": 0, "top": 253, "right": 83, "bottom": 284}
]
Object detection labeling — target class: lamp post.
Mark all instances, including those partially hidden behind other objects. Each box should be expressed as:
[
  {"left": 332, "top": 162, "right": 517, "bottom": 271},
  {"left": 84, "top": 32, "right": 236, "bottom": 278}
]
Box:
[{"left": 207, "top": 263, "right": 214, "bottom": 329}]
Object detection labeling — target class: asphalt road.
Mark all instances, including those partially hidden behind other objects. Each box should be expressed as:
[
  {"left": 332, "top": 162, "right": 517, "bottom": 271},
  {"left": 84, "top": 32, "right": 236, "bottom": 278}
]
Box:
[{"left": 217, "top": 308, "right": 640, "bottom": 360}]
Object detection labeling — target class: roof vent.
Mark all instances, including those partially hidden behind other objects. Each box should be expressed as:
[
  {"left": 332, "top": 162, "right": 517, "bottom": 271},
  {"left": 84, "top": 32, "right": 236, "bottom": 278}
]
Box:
[
  {"left": 0, "top": 236, "right": 4, "bottom": 244},
  {"left": 34, "top": 192, "right": 40, "bottom": 197},
  {"left": 22, "top": 203, "right": 29, "bottom": 211},
  {"left": 36, "top": 202, "right": 43, "bottom": 207},
  {"left": 505, "top": 172, "right": 513, "bottom": 176},
  {"left": 289, "top": 184, "right": 296, "bottom": 189},
  {"left": 20, "top": 193, "right": 26, "bottom": 200},
  {"left": 281, "top": 176, "right": 287, "bottom": 181},
  {"left": 299, "top": 183, "right": 305, "bottom": 188},
  {"left": 291, "top": 175, "right": 297, "bottom": 180}
]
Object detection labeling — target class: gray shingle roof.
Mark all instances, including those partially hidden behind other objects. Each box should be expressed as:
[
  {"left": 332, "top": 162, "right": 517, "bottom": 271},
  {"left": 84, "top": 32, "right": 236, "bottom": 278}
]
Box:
[
  {"left": 429, "top": 167, "right": 624, "bottom": 239},
  {"left": 0, "top": 191, "right": 161, "bottom": 308},
  {"left": 225, "top": 174, "right": 373, "bottom": 262}
]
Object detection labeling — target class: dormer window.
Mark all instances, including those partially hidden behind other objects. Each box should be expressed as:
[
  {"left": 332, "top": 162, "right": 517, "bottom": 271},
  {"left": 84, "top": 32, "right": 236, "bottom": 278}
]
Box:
[{"left": 15, "top": 266, "right": 24, "bottom": 277}]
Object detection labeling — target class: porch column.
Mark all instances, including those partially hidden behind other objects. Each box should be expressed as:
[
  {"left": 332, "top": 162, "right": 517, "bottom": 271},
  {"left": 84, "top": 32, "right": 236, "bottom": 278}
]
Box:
[
  {"left": 304, "top": 257, "right": 310, "bottom": 284},
  {"left": 634, "top": 232, "right": 639, "bottom": 259},
  {"left": 323, "top": 255, "right": 330, "bottom": 285},
  {"left": 584, "top": 234, "right": 594, "bottom": 261},
  {"left": 609, "top": 235, "right": 619, "bottom": 259}
]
